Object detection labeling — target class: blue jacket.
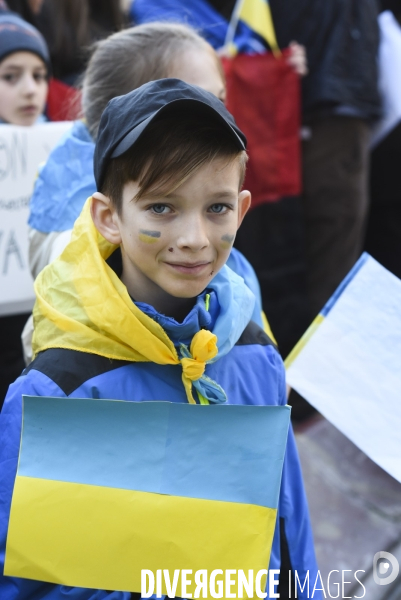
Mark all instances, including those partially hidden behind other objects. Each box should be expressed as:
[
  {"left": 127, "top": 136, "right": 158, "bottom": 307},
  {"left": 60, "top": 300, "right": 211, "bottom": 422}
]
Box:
[
  {"left": 0, "top": 258, "right": 319, "bottom": 599},
  {"left": 28, "top": 120, "right": 265, "bottom": 328}
]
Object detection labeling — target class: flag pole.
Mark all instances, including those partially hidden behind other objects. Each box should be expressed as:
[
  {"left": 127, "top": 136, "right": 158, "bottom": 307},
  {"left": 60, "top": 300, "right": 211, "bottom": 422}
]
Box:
[{"left": 222, "top": 0, "right": 244, "bottom": 55}]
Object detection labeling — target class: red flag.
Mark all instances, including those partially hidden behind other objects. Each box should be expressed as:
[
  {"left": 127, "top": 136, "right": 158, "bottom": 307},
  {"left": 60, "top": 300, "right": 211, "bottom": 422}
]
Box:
[
  {"left": 47, "top": 78, "right": 82, "bottom": 122},
  {"left": 222, "top": 50, "right": 301, "bottom": 207}
]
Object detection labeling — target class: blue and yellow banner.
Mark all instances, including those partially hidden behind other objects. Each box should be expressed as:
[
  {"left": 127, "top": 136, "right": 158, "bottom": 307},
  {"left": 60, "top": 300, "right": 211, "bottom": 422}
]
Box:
[
  {"left": 130, "top": 0, "right": 279, "bottom": 55},
  {"left": 5, "top": 397, "right": 290, "bottom": 595}
]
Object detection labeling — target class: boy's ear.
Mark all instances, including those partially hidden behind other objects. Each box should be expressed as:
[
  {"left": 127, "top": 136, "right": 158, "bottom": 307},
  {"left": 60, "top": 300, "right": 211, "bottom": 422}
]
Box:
[
  {"left": 237, "top": 190, "right": 252, "bottom": 229},
  {"left": 91, "top": 192, "right": 122, "bottom": 245}
]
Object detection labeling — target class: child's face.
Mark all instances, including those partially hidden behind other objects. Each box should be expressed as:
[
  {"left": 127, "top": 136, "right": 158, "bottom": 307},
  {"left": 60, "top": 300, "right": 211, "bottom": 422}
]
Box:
[
  {"left": 169, "top": 46, "right": 226, "bottom": 103},
  {"left": 93, "top": 157, "right": 250, "bottom": 317},
  {"left": 0, "top": 52, "right": 48, "bottom": 126}
]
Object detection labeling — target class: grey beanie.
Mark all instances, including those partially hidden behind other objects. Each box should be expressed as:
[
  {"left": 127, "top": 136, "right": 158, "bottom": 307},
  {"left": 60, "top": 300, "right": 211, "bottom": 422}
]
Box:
[{"left": 0, "top": 12, "right": 50, "bottom": 72}]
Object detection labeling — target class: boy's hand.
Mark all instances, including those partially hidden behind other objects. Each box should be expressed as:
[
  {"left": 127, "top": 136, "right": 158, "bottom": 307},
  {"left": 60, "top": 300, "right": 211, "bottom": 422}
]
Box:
[{"left": 287, "top": 41, "right": 308, "bottom": 77}]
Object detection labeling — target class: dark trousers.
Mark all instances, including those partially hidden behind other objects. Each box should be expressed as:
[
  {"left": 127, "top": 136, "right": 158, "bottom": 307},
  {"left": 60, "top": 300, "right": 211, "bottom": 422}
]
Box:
[
  {"left": 302, "top": 116, "right": 370, "bottom": 317},
  {"left": 235, "top": 199, "right": 317, "bottom": 421},
  {"left": 235, "top": 196, "right": 310, "bottom": 361},
  {"left": 0, "top": 314, "right": 29, "bottom": 411},
  {"left": 365, "top": 120, "right": 401, "bottom": 279}
]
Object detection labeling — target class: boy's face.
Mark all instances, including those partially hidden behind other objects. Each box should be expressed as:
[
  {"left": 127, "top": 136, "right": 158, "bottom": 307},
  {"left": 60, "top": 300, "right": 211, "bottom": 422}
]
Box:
[
  {"left": 93, "top": 157, "right": 251, "bottom": 316},
  {"left": 0, "top": 51, "right": 48, "bottom": 126}
]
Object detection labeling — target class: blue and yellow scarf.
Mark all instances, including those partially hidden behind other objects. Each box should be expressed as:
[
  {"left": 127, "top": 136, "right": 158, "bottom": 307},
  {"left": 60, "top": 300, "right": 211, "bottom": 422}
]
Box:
[{"left": 33, "top": 198, "right": 255, "bottom": 404}]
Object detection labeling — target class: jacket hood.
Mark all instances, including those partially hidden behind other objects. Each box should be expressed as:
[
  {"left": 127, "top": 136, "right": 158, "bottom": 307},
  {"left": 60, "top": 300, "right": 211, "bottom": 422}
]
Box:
[{"left": 33, "top": 198, "right": 255, "bottom": 404}]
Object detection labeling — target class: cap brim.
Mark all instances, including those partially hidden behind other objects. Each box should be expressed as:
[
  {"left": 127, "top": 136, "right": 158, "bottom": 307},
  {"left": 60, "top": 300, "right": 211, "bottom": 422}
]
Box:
[{"left": 110, "top": 98, "right": 246, "bottom": 159}]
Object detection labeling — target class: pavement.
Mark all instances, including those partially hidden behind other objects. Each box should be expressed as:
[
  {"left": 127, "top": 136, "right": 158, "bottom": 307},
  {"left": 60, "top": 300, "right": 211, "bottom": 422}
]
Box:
[{"left": 295, "top": 416, "right": 401, "bottom": 598}]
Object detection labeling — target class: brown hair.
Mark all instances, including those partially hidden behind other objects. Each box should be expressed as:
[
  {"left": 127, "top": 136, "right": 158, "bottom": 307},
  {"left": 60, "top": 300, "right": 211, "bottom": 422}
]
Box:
[
  {"left": 101, "top": 112, "right": 247, "bottom": 214},
  {"left": 82, "top": 22, "right": 223, "bottom": 139},
  {"left": 35, "top": 0, "right": 125, "bottom": 81}
]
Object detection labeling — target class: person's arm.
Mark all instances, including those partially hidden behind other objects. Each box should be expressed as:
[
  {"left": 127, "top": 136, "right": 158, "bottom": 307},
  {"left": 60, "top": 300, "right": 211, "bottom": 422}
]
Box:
[
  {"left": 28, "top": 227, "right": 73, "bottom": 281},
  {"left": 22, "top": 229, "right": 73, "bottom": 365}
]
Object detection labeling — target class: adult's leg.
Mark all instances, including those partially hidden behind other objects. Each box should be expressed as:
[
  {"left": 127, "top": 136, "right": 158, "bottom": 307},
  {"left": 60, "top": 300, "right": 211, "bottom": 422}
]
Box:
[
  {"left": 365, "top": 121, "right": 401, "bottom": 279},
  {"left": 302, "top": 116, "right": 370, "bottom": 317},
  {"left": 235, "top": 196, "right": 310, "bottom": 360}
]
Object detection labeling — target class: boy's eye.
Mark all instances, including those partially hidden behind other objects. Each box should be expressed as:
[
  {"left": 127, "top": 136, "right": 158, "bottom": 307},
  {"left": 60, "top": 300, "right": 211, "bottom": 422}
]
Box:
[
  {"left": 209, "top": 204, "right": 230, "bottom": 214},
  {"left": 149, "top": 204, "right": 171, "bottom": 214}
]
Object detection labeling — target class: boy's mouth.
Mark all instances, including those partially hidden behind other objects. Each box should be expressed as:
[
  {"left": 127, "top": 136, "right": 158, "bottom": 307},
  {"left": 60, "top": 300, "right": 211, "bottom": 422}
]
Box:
[
  {"left": 165, "top": 261, "right": 212, "bottom": 275},
  {"left": 20, "top": 105, "right": 39, "bottom": 115}
]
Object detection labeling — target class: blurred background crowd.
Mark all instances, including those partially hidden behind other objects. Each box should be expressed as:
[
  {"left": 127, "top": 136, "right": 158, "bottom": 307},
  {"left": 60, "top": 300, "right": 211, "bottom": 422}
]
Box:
[{"left": 0, "top": 0, "right": 400, "bottom": 423}]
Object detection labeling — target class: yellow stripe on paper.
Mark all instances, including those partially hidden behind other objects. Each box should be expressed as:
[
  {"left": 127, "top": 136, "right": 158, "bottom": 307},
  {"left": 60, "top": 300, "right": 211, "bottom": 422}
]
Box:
[
  {"left": 5, "top": 476, "right": 277, "bottom": 596},
  {"left": 284, "top": 314, "right": 325, "bottom": 370}
]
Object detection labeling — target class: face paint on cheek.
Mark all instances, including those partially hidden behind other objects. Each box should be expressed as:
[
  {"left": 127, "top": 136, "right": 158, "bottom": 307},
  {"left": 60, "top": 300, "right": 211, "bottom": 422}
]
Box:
[
  {"left": 220, "top": 233, "right": 235, "bottom": 249},
  {"left": 139, "top": 229, "right": 161, "bottom": 244}
]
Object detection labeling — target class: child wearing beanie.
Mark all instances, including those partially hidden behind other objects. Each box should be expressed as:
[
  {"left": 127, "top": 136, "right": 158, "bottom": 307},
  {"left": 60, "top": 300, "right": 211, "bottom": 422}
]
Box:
[
  {"left": 0, "top": 11, "right": 50, "bottom": 411},
  {"left": 0, "top": 12, "right": 50, "bottom": 125}
]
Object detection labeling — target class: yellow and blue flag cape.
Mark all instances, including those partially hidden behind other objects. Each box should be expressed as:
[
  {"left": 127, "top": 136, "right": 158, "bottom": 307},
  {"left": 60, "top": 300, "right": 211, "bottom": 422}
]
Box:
[
  {"left": 130, "top": 0, "right": 279, "bottom": 55},
  {"left": 5, "top": 396, "right": 290, "bottom": 595},
  {"left": 32, "top": 198, "right": 256, "bottom": 406}
]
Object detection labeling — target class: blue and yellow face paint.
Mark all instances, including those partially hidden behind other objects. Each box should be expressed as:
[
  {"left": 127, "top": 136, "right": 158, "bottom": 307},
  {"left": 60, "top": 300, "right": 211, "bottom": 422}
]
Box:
[
  {"left": 220, "top": 233, "right": 235, "bottom": 250},
  {"left": 139, "top": 229, "right": 161, "bottom": 244},
  {"left": 5, "top": 396, "right": 290, "bottom": 597}
]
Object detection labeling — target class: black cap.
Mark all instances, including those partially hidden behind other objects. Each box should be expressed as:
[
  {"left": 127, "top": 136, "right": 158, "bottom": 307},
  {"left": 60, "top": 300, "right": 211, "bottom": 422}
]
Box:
[
  {"left": 0, "top": 13, "right": 50, "bottom": 72},
  {"left": 94, "top": 78, "right": 247, "bottom": 190}
]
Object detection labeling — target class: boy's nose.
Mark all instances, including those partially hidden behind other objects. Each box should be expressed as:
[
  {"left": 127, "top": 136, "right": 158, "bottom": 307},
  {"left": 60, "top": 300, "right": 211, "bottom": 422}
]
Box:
[
  {"left": 176, "top": 215, "right": 209, "bottom": 251},
  {"left": 22, "top": 74, "right": 38, "bottom": 96}
]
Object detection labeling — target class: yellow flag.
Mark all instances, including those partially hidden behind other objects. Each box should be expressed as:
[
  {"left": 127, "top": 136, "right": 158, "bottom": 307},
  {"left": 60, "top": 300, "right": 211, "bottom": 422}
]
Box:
[{"left": 238, "top": 0, "right": 280, "bottom": 54}]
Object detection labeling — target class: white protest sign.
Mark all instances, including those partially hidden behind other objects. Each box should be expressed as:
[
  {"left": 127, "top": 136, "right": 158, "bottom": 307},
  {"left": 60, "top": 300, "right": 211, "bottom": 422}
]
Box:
[
  {"left": 286, "top": 254, "right": 401, "bottom": 483},
  {"left": 0, "top": 122, "right": 72, "bottom": 316}
]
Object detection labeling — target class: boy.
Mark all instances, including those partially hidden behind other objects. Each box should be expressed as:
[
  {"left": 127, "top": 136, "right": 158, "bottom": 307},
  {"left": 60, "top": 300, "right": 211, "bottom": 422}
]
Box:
[{"left": 0, "top": 79, "right": 320, "bottom": 599}]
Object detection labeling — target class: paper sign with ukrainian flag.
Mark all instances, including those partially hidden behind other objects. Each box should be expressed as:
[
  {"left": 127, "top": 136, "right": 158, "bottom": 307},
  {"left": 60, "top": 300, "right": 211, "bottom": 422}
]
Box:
[
  {"left": 5, "top": 397, "right": 290, "bottom": 596},
  {"left": 285, "top": 253, "right": 401, "bottom": 484}
]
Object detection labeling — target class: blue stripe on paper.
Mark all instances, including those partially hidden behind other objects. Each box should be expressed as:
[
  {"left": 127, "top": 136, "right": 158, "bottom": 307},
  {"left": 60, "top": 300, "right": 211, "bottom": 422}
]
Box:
[
  {"left": 320, "top": 252, "right": 370, "bottom": 317},
  {"left": 19, "top": 397, "right": 290, "bottom": 509}
]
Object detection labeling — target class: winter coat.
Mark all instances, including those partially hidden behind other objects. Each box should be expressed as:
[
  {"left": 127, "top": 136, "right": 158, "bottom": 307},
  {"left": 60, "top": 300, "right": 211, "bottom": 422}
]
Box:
[{"left": 268, "top": 0, "right": 382, "bottom": 119}]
